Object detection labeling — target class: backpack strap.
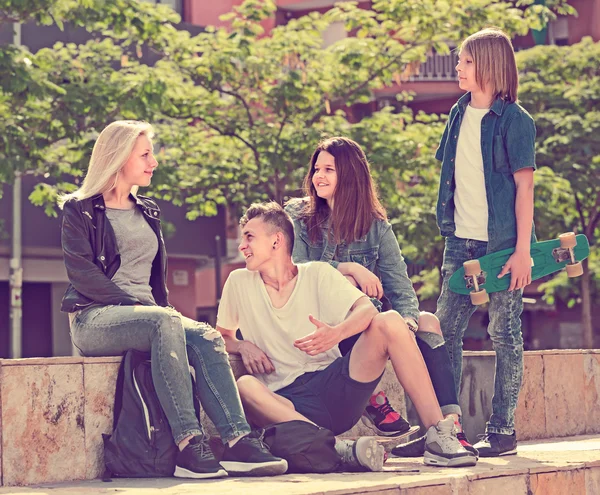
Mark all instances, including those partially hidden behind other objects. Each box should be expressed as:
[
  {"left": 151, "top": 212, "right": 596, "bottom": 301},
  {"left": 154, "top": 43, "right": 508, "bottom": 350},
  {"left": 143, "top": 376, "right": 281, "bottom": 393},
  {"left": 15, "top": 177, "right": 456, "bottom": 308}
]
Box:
[{"left": 112, "top": 350, "right": 129, "bottom": 427}]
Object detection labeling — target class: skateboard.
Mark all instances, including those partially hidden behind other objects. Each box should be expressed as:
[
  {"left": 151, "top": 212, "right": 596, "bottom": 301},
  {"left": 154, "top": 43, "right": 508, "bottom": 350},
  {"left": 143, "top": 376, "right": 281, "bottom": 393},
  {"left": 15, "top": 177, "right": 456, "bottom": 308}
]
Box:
[
  {"left": 448, "top": 232, "right": 590, "bottom": 305},
  {"left": 350, "top": 421, "right": 420, "bottom": 453},
  {"left": 359, "top": 417, "right": 420, "bottom": 440}
]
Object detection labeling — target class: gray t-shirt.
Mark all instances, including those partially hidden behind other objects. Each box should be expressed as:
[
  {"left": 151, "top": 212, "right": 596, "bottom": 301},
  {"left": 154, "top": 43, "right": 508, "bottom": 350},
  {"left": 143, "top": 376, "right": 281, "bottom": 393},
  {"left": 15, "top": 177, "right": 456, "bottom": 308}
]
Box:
[{"left": 105, "top": 206, "right": 158, "bottom": 305}]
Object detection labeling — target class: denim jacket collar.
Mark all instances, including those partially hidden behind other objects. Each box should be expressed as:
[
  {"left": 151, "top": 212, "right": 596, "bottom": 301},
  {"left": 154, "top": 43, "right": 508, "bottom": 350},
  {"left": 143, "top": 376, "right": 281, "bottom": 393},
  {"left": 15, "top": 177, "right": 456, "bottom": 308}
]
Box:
[{"left": 456, "top": 92, "right": 506, "bottom": 116}]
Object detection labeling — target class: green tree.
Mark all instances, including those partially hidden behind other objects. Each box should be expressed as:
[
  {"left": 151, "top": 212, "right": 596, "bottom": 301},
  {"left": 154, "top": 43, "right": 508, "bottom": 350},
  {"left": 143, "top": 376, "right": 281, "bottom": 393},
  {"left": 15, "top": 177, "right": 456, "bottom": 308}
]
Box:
[
  {"left": 2, "top": 0, "right": 576, "bottom": 306},
  {"left": 3, "top": 0, "right": 573, "bottom": 211},
  {"left": 147, "top": 0, "right": 573, "bottom": 218},
  {"left": 517, "top": 37, "right": 600, "bottom": 348},
  {"left": 0, "top": 0, "right": 178, "bottom": 203}
]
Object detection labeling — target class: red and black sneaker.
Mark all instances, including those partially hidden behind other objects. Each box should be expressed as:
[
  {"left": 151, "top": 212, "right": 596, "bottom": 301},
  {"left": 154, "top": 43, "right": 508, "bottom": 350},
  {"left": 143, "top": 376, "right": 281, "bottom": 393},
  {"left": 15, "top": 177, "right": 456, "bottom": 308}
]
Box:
[
  {"left": 361, "top": 391, "right": 412, "bottom": 437},
  {"left": 456, "top": 425, "right": 479, "bottom": 458}
]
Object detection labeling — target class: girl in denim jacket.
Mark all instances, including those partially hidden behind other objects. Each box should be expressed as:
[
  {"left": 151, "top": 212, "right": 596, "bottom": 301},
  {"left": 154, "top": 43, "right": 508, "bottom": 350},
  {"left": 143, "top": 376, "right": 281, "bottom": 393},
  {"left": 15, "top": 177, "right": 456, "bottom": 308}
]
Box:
[
  {"left": 286, "top": 137, "right": 477, "bottom": 457},
  {"left": 435, "top": 28, "right": 536, "bottom": 457}
]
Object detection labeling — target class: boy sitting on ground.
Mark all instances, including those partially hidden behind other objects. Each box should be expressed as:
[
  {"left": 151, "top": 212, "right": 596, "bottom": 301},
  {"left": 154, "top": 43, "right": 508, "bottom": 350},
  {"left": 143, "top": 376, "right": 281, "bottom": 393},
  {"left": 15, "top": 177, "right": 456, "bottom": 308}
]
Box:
[{"left": 216, "top": 202, "right": 476, "bottom": 469}]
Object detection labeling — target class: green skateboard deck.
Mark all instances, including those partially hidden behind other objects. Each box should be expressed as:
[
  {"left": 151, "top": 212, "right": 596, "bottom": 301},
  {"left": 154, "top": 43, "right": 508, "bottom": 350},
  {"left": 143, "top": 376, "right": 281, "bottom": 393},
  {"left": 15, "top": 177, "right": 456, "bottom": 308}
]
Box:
[{"left": 448, "top": 233, "right": 590, "bottom": 303}]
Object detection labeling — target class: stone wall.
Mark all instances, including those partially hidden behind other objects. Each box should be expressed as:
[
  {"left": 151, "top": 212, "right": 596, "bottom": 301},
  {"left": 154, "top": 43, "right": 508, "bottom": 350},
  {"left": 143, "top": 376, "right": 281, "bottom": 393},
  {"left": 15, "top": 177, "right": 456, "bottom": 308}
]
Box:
[
  {"left": 401, "top": 350, "right": 600, "bottom": 445},
  {"left": 0, "top": 350, "right": 598, "bottom": 487}
]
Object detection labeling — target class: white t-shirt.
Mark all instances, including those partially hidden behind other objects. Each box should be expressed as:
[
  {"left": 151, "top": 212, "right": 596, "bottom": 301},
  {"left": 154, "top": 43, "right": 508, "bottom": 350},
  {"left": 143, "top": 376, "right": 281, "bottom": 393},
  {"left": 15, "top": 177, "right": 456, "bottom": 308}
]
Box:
[
  {"left": 454, "top": 104, "right": 490, "bottom": 242},
  {"left": 217, "top": 262, "right": 365, "bottom": 392}
]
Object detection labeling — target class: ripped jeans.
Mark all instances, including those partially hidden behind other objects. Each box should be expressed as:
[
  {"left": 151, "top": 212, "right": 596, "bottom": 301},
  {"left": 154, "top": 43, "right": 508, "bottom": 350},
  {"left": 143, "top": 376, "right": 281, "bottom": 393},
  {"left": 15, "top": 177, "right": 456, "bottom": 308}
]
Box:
[
  {"left": 70, "top": 304, "right": 251, "bottom": 444},
  {"left": 436, "top": 235, "right": 524, "bottom": 435}
]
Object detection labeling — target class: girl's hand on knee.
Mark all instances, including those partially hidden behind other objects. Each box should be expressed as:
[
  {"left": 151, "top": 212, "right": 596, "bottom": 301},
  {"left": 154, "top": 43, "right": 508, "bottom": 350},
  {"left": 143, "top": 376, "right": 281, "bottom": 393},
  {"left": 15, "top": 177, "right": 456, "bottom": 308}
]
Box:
[
  {"left": 350, "top": 263, "right": 383, "bottom": 299},
  {"left": 344, "top": 274, "right": 359, "bottom": 287}
]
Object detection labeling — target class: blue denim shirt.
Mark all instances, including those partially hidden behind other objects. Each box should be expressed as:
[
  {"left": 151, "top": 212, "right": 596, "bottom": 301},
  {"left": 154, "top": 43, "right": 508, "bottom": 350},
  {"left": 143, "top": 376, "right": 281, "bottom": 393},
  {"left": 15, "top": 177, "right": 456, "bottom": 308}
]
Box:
[
  {"left": 285, "top": 199, "right": 420, "bottom": 322},
  {"left": 435, "top": 92, "right": 537, "bottom": 252}
]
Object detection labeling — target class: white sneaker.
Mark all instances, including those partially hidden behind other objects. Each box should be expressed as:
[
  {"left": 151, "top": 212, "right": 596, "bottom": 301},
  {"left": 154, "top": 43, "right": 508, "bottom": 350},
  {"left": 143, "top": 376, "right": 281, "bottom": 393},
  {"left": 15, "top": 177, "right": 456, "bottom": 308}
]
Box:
[
  {"left": 335, "top": 437, "right": 385, "bottom": 472},
  {"left": 424, "top": 417, "right": 477, "bottom": 467}
]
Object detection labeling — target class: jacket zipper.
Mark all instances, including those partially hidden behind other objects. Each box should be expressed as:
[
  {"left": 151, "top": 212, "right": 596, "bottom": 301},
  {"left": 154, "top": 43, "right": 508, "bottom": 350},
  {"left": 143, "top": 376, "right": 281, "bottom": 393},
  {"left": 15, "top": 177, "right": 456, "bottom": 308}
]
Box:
[{"left": 74, "top": 301, "right": 94, "bottom": 310}]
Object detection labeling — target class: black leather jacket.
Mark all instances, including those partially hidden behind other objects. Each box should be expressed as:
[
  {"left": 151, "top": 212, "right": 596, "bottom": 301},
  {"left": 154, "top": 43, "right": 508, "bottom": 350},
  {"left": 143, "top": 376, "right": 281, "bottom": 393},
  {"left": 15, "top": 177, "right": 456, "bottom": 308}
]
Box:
[{"left": 60, "top": 193, "right": 169, "bottom": 312}]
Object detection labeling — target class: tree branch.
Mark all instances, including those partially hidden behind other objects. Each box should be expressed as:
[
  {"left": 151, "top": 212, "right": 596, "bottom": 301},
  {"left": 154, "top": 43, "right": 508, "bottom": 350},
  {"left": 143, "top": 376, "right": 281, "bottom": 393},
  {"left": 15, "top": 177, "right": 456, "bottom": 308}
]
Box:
[
  {"left": 191, "top": 76, "right": 255, "bottom": 130},
  {"left": 305, "top": 40, "right": 427, "bottom": 127},
  {"left": 192, "top": 114, "right": 261, "bottom": 168},
  {"left": 573, "top": 191, "right": 588, "bottom": 233}
]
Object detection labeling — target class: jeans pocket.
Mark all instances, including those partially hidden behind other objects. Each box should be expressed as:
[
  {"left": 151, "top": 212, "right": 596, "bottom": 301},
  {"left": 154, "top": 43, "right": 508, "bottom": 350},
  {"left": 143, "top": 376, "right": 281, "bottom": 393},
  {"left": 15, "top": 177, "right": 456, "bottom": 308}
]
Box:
[{"left": 79, "top": 304, "right": 116, "bottom": 325}]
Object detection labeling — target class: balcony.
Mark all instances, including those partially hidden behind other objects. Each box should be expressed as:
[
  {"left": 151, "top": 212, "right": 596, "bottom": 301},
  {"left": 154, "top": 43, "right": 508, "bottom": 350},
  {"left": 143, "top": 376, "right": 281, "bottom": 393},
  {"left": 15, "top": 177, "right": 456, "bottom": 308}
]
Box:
[{"left": 408, "top": 52, "right": 457, "bottom": 82}]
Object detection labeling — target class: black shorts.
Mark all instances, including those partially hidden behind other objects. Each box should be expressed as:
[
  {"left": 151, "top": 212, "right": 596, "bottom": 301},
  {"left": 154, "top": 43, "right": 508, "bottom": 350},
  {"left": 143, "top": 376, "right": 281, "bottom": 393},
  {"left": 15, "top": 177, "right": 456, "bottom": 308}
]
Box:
[{"left": 275, "top": 351, "right": 382, "bottom": 435}]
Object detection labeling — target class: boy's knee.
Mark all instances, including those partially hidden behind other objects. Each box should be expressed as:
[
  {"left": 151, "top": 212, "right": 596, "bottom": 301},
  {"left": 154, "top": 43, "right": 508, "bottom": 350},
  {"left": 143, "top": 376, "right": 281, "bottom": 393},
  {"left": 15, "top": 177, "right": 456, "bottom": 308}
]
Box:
[
  {"left": 236, "top": 375, "right": 263, "bottom": 399},
  {"left": 371, "top": 311, "right": 411, "bottom": 340},
  {"left": 416, "top": 312, "right": 446, "bottom": 349},
  {"left": 418, "top": 312, "right": 442, "bottom": 335}
]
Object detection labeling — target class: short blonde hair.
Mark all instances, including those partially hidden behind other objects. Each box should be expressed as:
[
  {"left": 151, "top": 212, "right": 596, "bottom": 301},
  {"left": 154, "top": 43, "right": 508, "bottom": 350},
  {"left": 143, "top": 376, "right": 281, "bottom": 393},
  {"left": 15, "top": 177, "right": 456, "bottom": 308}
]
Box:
[
  {"left": 58, "top": 120, "right": 154, "bottom": 208},
  {"left": 460, "top": 28, "right": 518, "bottom": 103}
]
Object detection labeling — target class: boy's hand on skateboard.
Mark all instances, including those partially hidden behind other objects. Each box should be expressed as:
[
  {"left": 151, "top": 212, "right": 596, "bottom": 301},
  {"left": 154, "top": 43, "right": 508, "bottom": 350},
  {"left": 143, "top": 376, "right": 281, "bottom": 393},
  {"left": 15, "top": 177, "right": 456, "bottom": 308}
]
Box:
[
  {"left": 238, "top": 341, "right": 275, "bottom": 375},
  {"left": 497, "top": 249, "right": 532, "bottom": 291},
  {"left": 350, "top": 263, "right": 384, "bottom": 299},
  {"left": 294, "top": 315, "right": 342, "bottom": 356}
]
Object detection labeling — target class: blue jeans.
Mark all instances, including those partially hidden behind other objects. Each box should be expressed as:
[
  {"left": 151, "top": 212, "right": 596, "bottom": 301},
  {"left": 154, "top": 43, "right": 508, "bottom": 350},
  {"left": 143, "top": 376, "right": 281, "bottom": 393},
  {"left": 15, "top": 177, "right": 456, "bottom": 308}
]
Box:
[
  {"left": 435, "top": 235, "right": 524, "bottom": 435},
  {"left": 70, "top": 305, "right": 251, "bottom": 444}
]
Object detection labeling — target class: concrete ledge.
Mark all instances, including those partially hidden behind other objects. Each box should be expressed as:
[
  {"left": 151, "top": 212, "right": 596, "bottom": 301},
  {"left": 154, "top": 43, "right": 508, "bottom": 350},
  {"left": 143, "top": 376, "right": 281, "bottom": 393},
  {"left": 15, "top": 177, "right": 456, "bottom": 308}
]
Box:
[
  {"left": 1, "top": 350, "right": 599, "bottom": 487},
  {"left": 455, "top": 350, "right": 600, "bottom": 443},
  {"left": 0, "top": 435, "right": 599, "bottom": 494}
]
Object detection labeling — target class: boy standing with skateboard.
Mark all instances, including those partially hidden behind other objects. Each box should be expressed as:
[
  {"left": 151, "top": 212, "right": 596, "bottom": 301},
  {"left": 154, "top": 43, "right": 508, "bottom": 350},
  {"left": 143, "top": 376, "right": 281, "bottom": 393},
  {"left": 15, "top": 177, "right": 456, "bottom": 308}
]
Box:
[{"left": 434, "top": 28, "right": 536, "bottom": 457}]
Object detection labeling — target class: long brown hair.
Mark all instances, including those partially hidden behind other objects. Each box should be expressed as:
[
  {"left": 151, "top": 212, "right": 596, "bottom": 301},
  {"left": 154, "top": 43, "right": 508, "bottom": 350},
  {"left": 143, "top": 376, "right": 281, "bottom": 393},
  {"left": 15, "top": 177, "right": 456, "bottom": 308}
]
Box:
[
  {"left": 301, "top": 137, "right": 386, "bottom": 244},
  {"left": 460, "top": 28, "right": 519, "bottom": 103}
]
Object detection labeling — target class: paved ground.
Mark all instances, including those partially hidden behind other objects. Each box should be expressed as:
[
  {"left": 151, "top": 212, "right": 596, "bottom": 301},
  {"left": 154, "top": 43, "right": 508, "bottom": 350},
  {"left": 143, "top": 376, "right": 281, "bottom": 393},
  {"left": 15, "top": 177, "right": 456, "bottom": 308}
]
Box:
[{"left": 1, "top": 435, "right": 599, "bottom": 495}]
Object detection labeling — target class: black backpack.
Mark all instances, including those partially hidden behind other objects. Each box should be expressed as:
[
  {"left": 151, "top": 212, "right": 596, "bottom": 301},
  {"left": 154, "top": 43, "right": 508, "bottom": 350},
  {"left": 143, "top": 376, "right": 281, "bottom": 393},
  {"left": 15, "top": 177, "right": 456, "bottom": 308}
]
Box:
[
  {"left": 262, "top": 420, "right": 340, "bottom": 473},
  {"left": 102, "top": 349, "right": 200, "bottom": 478}
]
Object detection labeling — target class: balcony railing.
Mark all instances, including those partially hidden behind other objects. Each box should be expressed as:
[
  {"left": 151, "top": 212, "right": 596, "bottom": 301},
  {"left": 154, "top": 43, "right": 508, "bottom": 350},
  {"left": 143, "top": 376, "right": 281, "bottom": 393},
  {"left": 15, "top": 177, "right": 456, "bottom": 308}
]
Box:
[{"left": 408, "top": 52, "right": 457, "bottom": 82}]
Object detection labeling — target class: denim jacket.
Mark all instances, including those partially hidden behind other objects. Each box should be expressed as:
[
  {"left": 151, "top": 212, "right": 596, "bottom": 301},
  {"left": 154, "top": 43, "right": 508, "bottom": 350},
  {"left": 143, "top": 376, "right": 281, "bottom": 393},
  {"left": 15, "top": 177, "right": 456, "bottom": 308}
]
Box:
[
  {"left": 285, "top": 199, "right": 420, "bottom": 322},
  {"left": 435, "top": 92, "right": 537, "bottom": 252}
]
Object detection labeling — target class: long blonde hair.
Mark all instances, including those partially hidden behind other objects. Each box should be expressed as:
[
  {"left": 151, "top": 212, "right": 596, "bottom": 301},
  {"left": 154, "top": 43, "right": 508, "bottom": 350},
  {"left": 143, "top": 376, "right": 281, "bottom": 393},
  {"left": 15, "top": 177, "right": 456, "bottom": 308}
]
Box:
[
  {"left": 460, "top": 28, "right": 519, "bottom": 103},
  {"left": 58, "top": 120, "right": 154, "bottom": 208}
]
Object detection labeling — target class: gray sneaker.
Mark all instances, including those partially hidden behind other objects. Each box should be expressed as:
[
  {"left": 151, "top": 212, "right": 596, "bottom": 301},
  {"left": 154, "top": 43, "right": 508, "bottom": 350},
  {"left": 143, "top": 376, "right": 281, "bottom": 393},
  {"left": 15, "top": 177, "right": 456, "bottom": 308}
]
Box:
[
  {"left": 335, "top": 438, "right": 385, "bottom": 472},
  {"left": 424, "top": 417, "right": 477, "bottom": 467}
]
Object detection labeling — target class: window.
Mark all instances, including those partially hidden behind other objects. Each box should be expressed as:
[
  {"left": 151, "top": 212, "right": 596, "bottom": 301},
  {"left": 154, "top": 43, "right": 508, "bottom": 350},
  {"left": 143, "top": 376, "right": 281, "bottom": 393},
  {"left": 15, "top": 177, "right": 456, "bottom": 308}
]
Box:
[
  {"left": 142, "top": 0, "right": 182, "bottom": 14},
  {"left": 550, "top": 16, "right": 569, "bottom": 45}
]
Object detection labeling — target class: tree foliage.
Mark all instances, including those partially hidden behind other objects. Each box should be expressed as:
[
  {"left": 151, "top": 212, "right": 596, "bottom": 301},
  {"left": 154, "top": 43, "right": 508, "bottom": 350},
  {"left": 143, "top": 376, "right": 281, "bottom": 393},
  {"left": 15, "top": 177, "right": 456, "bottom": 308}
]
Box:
[
  {"left": 5, "top": 0, "right": 592, "bottom": 317},
  {"left": 1, "top": 0, "right": 574, "bottom": 211},
  {"left": 517, "top": 37, "right": 600, "bottom": 346}
]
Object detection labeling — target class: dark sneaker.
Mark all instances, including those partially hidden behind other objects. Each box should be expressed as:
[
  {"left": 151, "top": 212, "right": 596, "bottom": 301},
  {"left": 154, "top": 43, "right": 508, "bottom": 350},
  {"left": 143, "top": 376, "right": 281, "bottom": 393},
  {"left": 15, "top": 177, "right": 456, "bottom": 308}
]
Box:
[
  {"left": 456, "top": 430, "right": 479, "bottom": 458},
  {"left": 175, "top": 435, "right": 228, "bottom": 479},
  {"left": 391, "top": 434, "right": 426, "bottom": 457},
  {"left": 335, "top": 437, "right": 385, "bottom": 472},
  {"left": 220, "top": 430, "right": 288, "bottom": 476},
  {"left": 424, "top": 417, "right": 477, "bottom": 467},
  {"left": 473, "top": 432, "right": 517, "bottom": 457},
  {"left": 361, "top": 391, "right": 412, "bottom": 437}
]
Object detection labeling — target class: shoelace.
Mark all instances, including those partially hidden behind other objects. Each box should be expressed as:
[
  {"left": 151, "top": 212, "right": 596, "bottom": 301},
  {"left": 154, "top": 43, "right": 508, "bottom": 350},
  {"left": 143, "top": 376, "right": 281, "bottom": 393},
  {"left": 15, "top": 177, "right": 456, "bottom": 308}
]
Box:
[
  {"left": 373, "top": 398, "right": 395, "bottom": 418},
  {"left": 188, "top": 436, "right": 214, "bottom": 460},
  {"left": 476, "top": 433, "right": 492, "bottom": 444},
  {"left": 244, "top": 431, "right": 269, "bottom": 451},
  {"left": 337, "top": 440, "right": 357, "bottom": 466},
  {"left": 456, "top": 431, "right": 472, "bottom": 446}
]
